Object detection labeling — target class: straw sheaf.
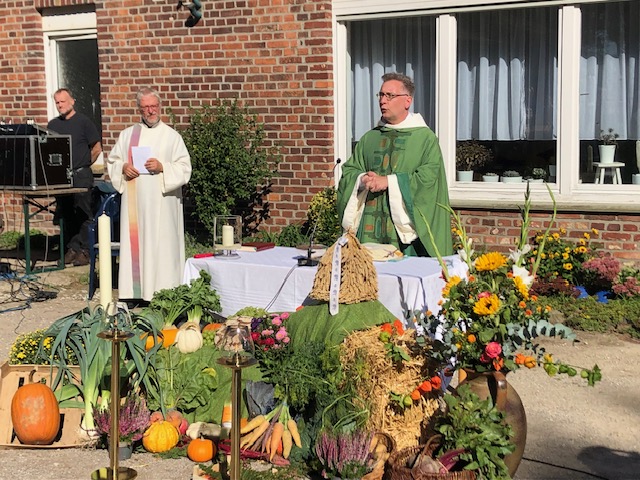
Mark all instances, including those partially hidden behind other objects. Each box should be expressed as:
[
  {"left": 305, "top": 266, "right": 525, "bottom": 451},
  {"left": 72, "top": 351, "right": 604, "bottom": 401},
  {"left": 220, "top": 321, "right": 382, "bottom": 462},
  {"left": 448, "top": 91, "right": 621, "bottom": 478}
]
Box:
[
  {"left": 340, "top": 326, "right": 441, "bottom": 451},
  {"left": 309, "top": 230, "right": 378, "bottom": 303}
]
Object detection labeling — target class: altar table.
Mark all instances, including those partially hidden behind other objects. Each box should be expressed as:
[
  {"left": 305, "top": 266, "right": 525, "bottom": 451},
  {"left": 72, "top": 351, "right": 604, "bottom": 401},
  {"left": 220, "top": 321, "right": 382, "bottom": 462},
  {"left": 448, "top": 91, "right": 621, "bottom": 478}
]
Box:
[{"left": 183, "top": 247, "right": 467, "bottom": 322}]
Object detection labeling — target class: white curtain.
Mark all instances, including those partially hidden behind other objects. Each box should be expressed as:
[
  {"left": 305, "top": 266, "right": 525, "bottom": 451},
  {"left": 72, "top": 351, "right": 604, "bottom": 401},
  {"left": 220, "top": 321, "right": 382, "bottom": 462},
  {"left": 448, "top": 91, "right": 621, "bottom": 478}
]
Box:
[
  {"left": 349, "top": 17, "right": 436, "bottom": 140},
  {"left": 580, "top": 2, "right": 640, "bottom": 140},
  {"left": 348, "top": 3, "right": 639, "bottom": 143},
  {"left": 456, "top": 8, "right": 558, "bottom": 141}
]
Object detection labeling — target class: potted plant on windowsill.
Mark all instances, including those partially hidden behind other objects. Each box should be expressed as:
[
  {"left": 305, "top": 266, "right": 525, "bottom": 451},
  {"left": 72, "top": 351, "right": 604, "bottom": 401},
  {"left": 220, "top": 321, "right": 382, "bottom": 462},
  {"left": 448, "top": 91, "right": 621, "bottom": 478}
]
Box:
[
  {"left": 599, "top": 128, "right": 619, "bottom": 164},
  {"left": 482, "top": 172, "right": 499, "bottom": 182},
  {"left": 525, "top": 167, "right": 547, "bottom": 183},
  {"left": 500, "top": 170, "right": 522, "bottom": 183},
  {"left": 456, "top": 141, "right": 493, "bottom": 182}
]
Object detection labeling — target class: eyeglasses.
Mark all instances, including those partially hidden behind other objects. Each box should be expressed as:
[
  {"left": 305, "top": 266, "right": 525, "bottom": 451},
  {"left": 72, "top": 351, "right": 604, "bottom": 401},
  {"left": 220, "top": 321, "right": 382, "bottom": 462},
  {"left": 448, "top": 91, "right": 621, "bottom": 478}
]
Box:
[
  {"left": 139, "top": 104, "right": 160, "bottom": 111},
  {"left": 376, "top": 92, "right": 410, "bottom": 101}
]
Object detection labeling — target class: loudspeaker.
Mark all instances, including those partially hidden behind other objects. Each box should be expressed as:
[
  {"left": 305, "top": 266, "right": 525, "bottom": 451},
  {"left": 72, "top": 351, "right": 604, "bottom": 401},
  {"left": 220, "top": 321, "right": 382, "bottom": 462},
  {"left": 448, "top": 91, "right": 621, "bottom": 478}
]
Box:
[{"left": 0, "top": 127, "right": 73, "bottom": 189}]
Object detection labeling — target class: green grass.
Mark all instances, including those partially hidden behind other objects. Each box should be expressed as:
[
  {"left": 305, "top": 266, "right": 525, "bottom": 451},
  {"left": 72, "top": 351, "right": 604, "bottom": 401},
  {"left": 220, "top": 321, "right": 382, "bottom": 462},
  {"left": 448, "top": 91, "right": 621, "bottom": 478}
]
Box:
[{"left": 541, "top": 294, "right": 640, "bottom": 339}]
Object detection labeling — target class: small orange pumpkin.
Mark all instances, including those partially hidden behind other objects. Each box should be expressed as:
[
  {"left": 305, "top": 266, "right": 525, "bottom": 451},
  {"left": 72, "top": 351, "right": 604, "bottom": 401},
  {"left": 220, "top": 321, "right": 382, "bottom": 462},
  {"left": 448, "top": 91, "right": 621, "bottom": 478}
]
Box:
[
  {"left": 11, "top": 370, "right": 60, "bottom": 445},
  {"left": 143, "top": 326, "right": 179, "bottom": 351},
  {"left": 142, "top": 420, "right": 179, "bottom": 453},
  {"left": 187, "top": 437, "right": 216, "bottom": 462}
]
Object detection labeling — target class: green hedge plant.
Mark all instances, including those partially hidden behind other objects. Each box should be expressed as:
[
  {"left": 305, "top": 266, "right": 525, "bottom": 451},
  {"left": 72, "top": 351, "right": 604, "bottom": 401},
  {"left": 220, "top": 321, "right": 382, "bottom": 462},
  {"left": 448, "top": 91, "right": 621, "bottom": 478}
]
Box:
[{"left": 177, "top": 101, "right": 281, "bottom": 239}]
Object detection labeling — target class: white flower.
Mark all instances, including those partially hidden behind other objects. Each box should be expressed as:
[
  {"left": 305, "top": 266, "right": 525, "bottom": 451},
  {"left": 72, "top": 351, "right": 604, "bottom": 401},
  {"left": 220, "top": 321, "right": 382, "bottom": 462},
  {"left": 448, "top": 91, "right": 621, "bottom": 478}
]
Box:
[
  {"left": 509, "top": 244, "right": 532, "bottom": 263},
  {"left": 512, "top": 264, "right": 534, "bottom": 287}
]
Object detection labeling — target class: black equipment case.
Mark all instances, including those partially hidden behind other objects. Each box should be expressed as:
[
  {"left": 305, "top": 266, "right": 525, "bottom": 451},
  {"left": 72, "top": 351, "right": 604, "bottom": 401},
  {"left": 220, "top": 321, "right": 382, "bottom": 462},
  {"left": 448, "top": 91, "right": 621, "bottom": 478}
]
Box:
[{"left": 0, "top": 124, "right": 73, "bottom": 190}]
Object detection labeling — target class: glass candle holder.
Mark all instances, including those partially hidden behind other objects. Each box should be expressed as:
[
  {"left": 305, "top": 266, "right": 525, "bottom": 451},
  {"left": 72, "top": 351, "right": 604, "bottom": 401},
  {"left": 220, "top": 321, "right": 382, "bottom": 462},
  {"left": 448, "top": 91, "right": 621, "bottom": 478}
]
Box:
[
  {"left": 214, "top": 215, "right": 242, "bottom": 249},
  {"left": 220, "top": 325, "right": 255, "bottom": 367}
]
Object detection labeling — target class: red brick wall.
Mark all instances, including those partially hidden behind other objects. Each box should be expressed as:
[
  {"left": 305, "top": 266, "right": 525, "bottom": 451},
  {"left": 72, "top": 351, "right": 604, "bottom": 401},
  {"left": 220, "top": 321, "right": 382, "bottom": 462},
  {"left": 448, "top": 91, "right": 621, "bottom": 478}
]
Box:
[
  {"left": 2, "top": 0, "right": 335, "bottom": 234},
  {"left": 456, "top": 209, "right": 640, "bottom": 264}
]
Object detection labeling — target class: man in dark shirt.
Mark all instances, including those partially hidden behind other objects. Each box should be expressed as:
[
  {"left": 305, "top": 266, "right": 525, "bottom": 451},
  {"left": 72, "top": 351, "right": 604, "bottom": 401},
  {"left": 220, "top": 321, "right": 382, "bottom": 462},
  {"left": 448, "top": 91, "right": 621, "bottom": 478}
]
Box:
[{"left": 48, "top": 88, "right": 102, "bottom": 266}]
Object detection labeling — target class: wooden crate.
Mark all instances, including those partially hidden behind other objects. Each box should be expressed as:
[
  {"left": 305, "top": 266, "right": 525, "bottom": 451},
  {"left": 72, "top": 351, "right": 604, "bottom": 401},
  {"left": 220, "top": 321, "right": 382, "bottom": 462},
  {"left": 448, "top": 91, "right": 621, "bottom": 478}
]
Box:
[{"left": 0, "top": 362, "right": 87, "bottom": 448}]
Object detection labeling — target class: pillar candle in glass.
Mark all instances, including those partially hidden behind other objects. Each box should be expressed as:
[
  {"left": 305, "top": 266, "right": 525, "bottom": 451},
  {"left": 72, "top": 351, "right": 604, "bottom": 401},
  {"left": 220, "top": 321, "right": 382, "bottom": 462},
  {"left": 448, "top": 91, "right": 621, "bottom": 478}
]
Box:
[{"left": 222, "top": 225, "right": 234, "bottom": 247}]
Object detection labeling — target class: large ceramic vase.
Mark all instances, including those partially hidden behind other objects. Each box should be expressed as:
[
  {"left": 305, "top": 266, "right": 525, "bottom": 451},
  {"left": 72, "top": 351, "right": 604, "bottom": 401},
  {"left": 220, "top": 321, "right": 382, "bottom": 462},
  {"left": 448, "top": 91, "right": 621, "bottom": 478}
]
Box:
[{"left": 459, "top": 370, "right": 526, "bottom": 477}]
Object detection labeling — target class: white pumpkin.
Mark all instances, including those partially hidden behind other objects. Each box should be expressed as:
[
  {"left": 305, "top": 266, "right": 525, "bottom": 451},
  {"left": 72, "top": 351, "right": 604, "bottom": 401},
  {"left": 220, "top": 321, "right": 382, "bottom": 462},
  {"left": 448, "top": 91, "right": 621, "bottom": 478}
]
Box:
[{"left": 175, "top": 321, "right": 204, "bottom": 353}]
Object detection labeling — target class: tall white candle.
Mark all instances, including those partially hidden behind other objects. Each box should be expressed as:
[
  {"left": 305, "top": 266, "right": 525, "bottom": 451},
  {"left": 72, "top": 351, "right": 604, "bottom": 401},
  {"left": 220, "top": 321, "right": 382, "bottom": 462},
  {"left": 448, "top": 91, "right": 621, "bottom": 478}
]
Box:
[
  {"left": 222, "top": 225, "right": 234, "bottom": 247},
  {"left": 98, "top": 214, "right": 113, "bottom": 307}
]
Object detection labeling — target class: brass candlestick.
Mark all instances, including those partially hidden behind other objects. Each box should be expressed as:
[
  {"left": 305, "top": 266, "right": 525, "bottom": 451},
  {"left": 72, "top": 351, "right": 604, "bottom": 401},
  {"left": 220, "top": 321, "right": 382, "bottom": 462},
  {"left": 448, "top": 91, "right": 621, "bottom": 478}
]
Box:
[
  {"left": 216, "top": 324, "right": 256, "bottom": 480},
  {"left": 91, "top": 303, "right": 137, "bottom": 480}
]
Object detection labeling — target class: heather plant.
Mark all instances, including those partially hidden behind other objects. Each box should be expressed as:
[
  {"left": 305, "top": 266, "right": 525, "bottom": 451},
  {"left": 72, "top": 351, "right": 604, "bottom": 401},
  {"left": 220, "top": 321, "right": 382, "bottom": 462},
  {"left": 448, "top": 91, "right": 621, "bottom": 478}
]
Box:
[
  {"left": 93, "top": 395, "right": 151, "bottom": 443},
  {"left": 315, "top": 429, "right": 374, "bottom": 479}
]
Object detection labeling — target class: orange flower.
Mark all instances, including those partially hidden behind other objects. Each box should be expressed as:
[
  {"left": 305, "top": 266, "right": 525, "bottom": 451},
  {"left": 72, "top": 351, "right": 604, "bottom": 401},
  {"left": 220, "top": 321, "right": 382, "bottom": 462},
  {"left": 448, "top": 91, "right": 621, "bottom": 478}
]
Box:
[
  {"left": 430, "top": 375, "right": 442, "bottom": 390},
  {"left": 418, "top": 381, "right": 432, "bottom": 393},
  {"left": 393, "top": 320, "right": 405, "bottom": 336},
  {"left": 467, "top": 334, "right": 476, "bottom": 343},
  {"left": 514, "top": 353, "right": 526, "bottom": 365},
  {"left": 410, "top": 389, "right": 421, "bottom": 401},
  {"left": 525, "top": 309, "right": 533, "bottom": 316},
  {"left": 492, "top": 357, "right": 504, "bottom": 371},
  {"left": 524, "top": 356, "right": 537, "bottom": 369},
  {"left": 381, "top": 323, "right": 393, "bottom": 334},
  {"left": 518, "top": 300, "right": 527, "bottom": 308}
]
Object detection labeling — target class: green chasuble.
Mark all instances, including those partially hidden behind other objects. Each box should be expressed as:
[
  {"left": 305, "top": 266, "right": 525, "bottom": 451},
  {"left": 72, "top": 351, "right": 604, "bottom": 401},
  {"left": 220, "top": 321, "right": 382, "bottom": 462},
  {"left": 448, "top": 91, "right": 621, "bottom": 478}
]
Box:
[{"left": 337, "top": 122, "right": 453, "bottom": 257}]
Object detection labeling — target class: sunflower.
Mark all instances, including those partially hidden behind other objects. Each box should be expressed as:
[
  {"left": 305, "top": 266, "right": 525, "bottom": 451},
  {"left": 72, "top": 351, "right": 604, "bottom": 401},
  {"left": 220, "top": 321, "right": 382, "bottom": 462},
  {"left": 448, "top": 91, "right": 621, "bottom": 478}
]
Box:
[
  {"left": 475, "top": 252, "right": 507, "bottom": 271},
  {"left": 442, "top": 275, "right": 462, "bottom": 297},
  {"left": 473, "top": 294, "right": 501, "bottom": 315}
]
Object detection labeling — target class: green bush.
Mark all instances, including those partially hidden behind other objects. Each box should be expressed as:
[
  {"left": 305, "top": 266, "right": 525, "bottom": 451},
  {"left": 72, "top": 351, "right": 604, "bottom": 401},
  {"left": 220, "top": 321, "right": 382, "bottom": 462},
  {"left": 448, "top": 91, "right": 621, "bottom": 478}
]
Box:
[
  {"left": 176, "top": 101, "right": 281, "bottom": 238},
  {"left": 307, "top": 187, "right": 341, "bottom": 246}
]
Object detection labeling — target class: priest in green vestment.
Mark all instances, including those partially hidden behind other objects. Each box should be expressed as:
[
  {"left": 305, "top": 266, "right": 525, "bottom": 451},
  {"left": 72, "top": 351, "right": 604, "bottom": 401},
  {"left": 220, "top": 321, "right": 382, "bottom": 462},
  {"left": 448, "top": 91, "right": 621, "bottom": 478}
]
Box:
[{"left": 337, "top": 72, "right": 453, "bottom": 257}]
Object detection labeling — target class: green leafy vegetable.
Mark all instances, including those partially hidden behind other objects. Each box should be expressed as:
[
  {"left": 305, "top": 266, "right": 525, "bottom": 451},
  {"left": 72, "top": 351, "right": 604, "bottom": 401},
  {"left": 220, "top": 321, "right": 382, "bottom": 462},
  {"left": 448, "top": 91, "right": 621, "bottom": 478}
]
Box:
[{"left": 148, "top": 270, "right": 221, "bottom": 327}]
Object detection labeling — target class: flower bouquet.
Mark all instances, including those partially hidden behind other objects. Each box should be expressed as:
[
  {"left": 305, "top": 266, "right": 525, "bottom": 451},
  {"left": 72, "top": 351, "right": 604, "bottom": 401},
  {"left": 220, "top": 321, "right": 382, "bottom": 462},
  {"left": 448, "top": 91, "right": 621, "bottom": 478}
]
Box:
[{"left": 417, "top": 187, "right": 601, "bottom": 385}]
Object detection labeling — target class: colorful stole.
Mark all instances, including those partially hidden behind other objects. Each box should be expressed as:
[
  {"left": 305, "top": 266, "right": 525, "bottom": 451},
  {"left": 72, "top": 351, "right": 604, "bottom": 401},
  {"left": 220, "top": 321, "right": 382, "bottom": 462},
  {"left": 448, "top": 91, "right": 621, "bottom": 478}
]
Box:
[{"left": 127, "top": 124, "right": 143, "bottom": 298}]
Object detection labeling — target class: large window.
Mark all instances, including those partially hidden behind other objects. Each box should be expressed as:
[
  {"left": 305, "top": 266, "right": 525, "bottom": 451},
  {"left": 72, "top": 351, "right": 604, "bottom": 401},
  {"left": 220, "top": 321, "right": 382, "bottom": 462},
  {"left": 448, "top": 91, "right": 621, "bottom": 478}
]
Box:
[
  {"left": 43, "top": 9, "right": 102, "bottom": 133},
  {"left": 338, "top": 0, "right": 640, "bottom": 209},
  {"left": 349, "top": 17, "right": 436, "bottom": 141},
  {"left": 579, "top": 1, "right": 640, "bottom": 184},
  {"left": 456, "top": 8, "right": 558, "bottom": 181}
]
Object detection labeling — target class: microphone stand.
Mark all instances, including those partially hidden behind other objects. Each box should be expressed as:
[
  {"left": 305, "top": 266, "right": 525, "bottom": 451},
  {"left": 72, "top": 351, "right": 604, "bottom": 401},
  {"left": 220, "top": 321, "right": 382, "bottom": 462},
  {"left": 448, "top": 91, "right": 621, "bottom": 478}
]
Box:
[{"left": 297, "top": 158, "right": 341, "bottom": 267}]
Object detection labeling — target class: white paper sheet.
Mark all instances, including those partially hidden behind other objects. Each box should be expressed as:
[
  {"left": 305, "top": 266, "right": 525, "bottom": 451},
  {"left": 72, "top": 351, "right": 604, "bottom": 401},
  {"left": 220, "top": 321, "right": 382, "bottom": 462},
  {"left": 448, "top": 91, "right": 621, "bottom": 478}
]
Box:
[{"left": 132, "top": 146, "right": 152, "bottom": 174}]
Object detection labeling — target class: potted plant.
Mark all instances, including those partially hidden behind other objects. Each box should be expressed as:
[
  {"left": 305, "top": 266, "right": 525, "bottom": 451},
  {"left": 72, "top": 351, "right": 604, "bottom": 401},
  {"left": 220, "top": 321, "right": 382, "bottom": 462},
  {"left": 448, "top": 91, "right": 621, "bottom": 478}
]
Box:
[
  {"left": 500, "top": 170, "right": 522, "bottom": 183},
  {"left": 417, "top": 192, "right": 602, "bottom": 475},
  {"left": 456, "top": 141, "right": 493, "bottom": 182},
  {"left": 433, "top": 384, "right": 515, "bottom": 479},
  {"left": 526, "top": 167, "right": 547, "bottom": 183},
  {"left": 482, "top": 172, "right": 500, "bottom": 183},
  {"left": 599, "top": 128, "right": 619, "bottom": 164},
  {"left": 93, "top": 395, "right": 151, "bottom": 459}
]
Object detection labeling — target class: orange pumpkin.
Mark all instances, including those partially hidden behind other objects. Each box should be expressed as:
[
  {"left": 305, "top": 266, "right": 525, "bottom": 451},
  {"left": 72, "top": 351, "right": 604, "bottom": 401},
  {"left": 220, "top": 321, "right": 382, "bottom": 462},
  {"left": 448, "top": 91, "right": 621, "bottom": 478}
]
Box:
[
  {"left": 187, "top": 437, "right": 216, "bottom": 462},
  {"left": 11, "top": 370, "right": 60, "bottom": 445},
  {"left": 142, "top": 421, "right": 179, "bottom": 453},
  {"left": 143, "top": 326, "right": 179, "bottom": 351}
]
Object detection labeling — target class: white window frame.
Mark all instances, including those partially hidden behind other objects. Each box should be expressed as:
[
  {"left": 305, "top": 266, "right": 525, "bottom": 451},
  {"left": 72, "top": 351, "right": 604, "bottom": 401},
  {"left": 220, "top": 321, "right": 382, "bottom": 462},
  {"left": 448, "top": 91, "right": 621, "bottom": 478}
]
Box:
[
  {"left": 333, "top": 0, "right": 640, "bottom": 213},
  {"left": 42, "top": 11, "right": 97, "bottom": 120}
]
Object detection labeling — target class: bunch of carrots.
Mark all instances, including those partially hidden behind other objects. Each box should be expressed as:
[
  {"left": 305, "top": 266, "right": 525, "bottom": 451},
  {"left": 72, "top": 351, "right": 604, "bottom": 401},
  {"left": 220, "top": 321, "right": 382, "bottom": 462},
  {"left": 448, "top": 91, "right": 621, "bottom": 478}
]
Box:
[{"left": 239, "top": 401, "right": 302, "bottom": 461}]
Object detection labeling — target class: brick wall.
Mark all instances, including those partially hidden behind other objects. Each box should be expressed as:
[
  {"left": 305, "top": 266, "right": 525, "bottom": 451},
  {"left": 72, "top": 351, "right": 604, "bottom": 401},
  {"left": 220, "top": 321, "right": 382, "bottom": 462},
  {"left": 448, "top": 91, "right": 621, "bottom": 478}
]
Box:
[
  {"left": 456, "top": 209, "right": 640, "bottom": 265},
  {"left": 2, "top": 0, "right": 335, "bottom": 235}
]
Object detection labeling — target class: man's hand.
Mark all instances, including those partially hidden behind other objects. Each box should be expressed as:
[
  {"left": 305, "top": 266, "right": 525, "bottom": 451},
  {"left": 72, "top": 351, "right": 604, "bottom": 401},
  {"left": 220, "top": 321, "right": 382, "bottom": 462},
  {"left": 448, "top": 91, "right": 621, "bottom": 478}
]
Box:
[
  {"left": 363, "top": 171, "right": 388, "bottom": 193},
  {"left": 122, "top": 163, "right": 139, "bottom": 180},
  {"left": 145, "top": 157, "right": 163, "bottom": 175}
]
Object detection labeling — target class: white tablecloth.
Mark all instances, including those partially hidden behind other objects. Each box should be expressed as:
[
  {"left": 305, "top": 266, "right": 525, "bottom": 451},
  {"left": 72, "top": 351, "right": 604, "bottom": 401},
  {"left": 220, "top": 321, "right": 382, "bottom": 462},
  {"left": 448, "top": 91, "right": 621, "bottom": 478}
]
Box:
[{"left": 183, "top": 247, "right": 466, "bottom": 322}]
